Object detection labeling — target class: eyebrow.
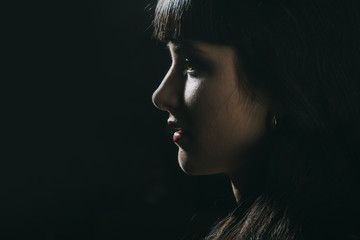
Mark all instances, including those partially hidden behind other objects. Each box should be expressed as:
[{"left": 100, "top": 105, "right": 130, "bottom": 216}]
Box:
[{"left": 167, "top": 42, "right": 206, "bottom": 55}]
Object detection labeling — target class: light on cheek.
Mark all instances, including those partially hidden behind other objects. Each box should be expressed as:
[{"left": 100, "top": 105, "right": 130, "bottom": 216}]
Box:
[{"left": 184, "top": 79, "right": 202, "bottom": 105}]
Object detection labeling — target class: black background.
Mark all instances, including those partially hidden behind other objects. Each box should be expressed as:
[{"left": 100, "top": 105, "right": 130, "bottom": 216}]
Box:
[{"left": 3, "top": 1, "right": 234, "bottom": 239}]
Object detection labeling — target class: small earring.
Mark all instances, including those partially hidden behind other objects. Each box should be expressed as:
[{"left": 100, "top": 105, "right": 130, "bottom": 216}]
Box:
[{"left": 272, "top": 115, "right": 277, "bottom": 127}]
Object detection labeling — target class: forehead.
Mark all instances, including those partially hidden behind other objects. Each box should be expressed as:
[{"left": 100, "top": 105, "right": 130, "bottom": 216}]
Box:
[
  {"left": 167, "top": 41, "right": 206, "bottom": 55},
  {"left": 167, "top": 41, "right": 237, "bottom": 61}
]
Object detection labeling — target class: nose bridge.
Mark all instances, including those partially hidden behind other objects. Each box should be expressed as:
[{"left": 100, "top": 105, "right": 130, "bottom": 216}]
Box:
[{"left": 152, "top": 64, "right": 182, "bottom": 111}]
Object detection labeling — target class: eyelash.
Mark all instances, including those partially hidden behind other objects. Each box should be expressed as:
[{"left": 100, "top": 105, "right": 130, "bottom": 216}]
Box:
[{"left": 184, "top": 58, "right": 197, "bottom": 76}]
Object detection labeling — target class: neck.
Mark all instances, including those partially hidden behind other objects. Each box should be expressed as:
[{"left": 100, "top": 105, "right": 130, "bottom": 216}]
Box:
[
  {"left": 229, "top": 168, "right": 248, "bottom": 204},
  {"left": 228, "top": 155, "right": 264, "bottom": 204},
  {"left": 231, "top": 180, "right": 242, "bottom": 203},
  {"left": 229, "top": 138, "right": 269, "bottom": 204}
]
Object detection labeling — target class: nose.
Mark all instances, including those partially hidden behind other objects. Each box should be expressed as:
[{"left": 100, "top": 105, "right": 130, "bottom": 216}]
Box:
[{"left": 152, "top": 66, "right": 182, "bottom": 112}]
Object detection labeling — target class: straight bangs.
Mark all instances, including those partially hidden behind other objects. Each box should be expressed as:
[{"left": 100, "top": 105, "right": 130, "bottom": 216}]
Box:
[{"left": 153, "top": 0, "right": 230, "bottom": 43}]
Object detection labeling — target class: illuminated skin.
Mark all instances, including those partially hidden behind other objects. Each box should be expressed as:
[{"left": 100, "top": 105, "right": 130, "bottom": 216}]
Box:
[{"left": 152, "top": 41, "right": 269, "bottom": 199}]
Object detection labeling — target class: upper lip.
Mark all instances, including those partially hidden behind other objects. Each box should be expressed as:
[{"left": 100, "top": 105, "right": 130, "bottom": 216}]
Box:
[{"left": 167, "top": 118, "right": 186, "bottom": 131}]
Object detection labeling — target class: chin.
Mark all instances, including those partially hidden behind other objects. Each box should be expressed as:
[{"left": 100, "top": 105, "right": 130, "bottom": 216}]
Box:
[
  {"left": 178, "top": 161, "right": 204, "bottom": 175},
  {"left": 177, "top": 149, "right": 221, "bottom": 176}
]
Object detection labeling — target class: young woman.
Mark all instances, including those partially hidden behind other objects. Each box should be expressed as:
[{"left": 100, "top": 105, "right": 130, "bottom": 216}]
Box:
[{"left": 151, "top": 0, "right": 360, "bottom": 239}]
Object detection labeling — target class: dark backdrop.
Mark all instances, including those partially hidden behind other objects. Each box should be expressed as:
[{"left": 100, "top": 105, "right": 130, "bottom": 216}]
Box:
[{"left": 3, "top": 1, "right": 234, "bottom": 239}]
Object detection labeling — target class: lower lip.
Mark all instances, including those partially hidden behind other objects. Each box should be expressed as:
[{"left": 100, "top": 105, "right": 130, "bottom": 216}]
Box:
[{"left": 173, "top": 130, "right": 186, "bottom": 142}]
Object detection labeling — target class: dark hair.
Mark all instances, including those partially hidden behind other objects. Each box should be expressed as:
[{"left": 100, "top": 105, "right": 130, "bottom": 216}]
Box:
[{"left": 153, "top": 0, "right": 360, "bottom": 239}]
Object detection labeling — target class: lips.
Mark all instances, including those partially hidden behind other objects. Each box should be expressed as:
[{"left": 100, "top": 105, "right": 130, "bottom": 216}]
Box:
[
  {"left": 167, "top": 119, "right": 183, "bottom": 130},
  {"left": 167, "top": 120, "right": 188, "bottom": 143},
  {"left": 173, "top": 129, "right": 184, "bottom": 142}
]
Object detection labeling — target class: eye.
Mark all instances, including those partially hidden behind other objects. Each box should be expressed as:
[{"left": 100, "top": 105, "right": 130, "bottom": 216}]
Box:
[{"left": 184, "top": 58, "right": 196, "bottom": 75}]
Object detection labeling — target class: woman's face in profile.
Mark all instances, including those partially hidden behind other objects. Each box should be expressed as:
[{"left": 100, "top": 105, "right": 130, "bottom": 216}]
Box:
[{"left": 153, "top": 41, "right": 269, "bottom": 176}]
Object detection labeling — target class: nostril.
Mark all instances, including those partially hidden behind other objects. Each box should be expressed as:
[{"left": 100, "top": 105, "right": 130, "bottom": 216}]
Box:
[{"left": 152, "top": 88, "right": 176, "bottom": 112}]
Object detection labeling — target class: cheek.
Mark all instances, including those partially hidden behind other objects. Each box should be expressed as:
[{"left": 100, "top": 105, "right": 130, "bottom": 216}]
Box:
[
  {"left": 225, "top": 94, "right": 269, "bottom": 145},
  {"left": 200, "top": 91, "right": 267, "bottom": 162},
  {"left": 183, "top": 78, "right": 203, "bottom": 106}
]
